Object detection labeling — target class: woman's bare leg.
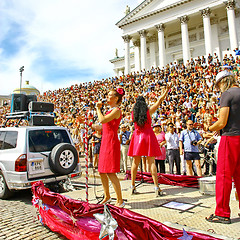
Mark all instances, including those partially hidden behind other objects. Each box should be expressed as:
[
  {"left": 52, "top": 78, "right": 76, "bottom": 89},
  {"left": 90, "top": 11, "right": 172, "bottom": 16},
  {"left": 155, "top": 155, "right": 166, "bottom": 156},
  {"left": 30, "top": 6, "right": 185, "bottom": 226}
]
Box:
[
  {"left": 107, "top": 173, "right": 123, "bottom": 206},
  {"left": 142, "top": 156, "right": 147, "bottom": 172},
  {"left": 93, "top": 154, "right": 99, "bottom": 168},
  {"left": 131, "top": 156, "right": 141, "bottom": 187},
  {"left": 99, "top": 173, "right": 110, "bottom": 203},
  {"left": 147, "top": 157, "right": 161, "bottom": 189}
]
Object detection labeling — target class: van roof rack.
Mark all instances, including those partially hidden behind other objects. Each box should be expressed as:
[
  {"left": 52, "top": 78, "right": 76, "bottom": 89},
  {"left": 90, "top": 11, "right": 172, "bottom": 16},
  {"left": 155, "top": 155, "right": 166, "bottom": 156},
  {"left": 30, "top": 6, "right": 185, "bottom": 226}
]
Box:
[{"left": 6, "top": 111, "right": 30, "bottom": 119}]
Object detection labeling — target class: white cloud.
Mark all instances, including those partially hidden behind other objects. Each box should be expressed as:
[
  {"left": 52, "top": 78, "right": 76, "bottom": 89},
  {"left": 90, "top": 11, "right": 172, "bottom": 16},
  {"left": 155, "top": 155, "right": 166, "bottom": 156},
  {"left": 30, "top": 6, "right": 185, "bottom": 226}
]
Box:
[{"left": 0, "top": 0, "right": 140, "bottom": 95}]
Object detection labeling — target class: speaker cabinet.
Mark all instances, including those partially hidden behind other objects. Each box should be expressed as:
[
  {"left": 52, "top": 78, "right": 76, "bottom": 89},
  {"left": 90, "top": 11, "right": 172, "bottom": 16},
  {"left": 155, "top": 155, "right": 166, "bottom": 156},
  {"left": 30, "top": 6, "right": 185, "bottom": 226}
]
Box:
[
  {"left": 10, "top": 94, "right": 27, "bottom": 112},
  {"left": 11, "top": 94, "right": 38, "bottom": 113},
  {"left": 26, "top": 95, "right": 37, "bottom": 108},
  {"left": 28, "top": 101, "right": 54, "bottom": 112},
  {"left": 29, "top": 115, "right": 55, "bottom": 126}
]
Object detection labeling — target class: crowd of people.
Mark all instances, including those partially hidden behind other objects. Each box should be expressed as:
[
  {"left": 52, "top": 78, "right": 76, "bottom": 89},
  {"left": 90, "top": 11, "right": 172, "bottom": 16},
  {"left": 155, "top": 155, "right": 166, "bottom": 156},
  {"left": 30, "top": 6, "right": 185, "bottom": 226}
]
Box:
[
  {"left": 1, "top": 52, "right": 240, "bottom": 177},
  {"left": 1, "top": 50, "right": 240, "bottom": 222}
]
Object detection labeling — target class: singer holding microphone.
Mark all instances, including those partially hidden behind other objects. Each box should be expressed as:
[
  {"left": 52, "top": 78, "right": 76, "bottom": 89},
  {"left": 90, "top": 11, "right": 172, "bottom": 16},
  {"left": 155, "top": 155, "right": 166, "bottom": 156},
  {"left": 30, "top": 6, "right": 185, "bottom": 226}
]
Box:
[{"left": 93, "top": 88, "right": 125, "bottom": 207}]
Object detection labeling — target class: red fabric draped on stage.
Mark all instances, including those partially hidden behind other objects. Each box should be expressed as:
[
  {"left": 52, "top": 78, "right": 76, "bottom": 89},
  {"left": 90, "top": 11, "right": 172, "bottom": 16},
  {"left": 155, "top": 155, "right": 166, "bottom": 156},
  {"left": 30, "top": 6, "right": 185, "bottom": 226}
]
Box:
[
  {"left": 32, "top": 181, "right": 220, "bottom": 240},
  {"left": 125, "top": 171, "right": 201, "bottom": 188}
]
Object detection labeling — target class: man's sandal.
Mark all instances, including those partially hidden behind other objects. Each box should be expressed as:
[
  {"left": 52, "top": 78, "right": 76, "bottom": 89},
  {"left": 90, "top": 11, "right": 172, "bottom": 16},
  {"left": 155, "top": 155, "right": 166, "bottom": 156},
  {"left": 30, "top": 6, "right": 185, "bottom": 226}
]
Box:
[{"left": 205, "top": 214, "right": 231, "bottom": 224}]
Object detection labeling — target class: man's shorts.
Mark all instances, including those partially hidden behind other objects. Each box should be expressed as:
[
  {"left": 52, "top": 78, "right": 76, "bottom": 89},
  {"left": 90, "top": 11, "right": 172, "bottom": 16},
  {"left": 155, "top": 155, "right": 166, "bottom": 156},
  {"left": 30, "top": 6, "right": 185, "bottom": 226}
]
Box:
[{"left": 184, "top": 152, "right": 200, "bottom": 160}]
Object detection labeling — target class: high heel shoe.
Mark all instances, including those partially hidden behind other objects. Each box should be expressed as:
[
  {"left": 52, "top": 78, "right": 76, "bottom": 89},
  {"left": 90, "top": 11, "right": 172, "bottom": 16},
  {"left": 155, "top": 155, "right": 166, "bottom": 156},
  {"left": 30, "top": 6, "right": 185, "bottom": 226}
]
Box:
[
  {"left": 115, "top": 201, "right": 125, "bottom": 208},
  {"left": 99, "top": 198, "right": 111, "bottom": 204},
  {"left": 154, "top": 187, "right": 165, "bottom": 197},
  {"left": 130, "top": 185, "right": 137, "bottom": 195}
]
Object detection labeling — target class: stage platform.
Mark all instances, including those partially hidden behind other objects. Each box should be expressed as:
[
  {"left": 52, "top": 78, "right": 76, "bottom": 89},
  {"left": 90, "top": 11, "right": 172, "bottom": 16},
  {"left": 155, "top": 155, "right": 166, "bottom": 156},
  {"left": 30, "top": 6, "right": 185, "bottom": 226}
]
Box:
[{"left": 64, "top": 170, "right": 240, "bottom": 240}]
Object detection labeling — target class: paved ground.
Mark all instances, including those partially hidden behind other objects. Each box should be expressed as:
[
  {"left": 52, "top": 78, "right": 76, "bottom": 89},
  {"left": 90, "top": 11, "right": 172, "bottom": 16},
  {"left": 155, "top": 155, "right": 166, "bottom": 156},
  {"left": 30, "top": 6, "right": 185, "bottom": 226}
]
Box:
[
  {"left": 66, "top": 168, "right": 240, "bottom": 240},
  {"left": 0, "top": 190, "right": 66, "bottom": 240},
  {"left": 0, "top": 159, "right": 239, "bottom": 240}
]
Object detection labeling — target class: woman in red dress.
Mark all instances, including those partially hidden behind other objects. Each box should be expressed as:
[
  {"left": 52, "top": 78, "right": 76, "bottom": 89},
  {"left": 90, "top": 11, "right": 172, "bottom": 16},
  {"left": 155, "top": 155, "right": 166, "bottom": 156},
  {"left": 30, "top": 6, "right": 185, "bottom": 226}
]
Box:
[
  {"left": 128, "top": 83, "right": 171, "bottom": 196},
  {"left": 94, "top": 88, "right": 125, "bottom": 207}
]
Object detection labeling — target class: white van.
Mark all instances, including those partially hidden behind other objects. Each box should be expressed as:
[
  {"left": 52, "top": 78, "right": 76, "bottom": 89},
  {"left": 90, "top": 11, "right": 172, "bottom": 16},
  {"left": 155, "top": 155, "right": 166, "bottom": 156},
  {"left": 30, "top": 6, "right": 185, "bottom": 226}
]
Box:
[{"left": 0, "top": 126, "right": 81, "bottom": 199}]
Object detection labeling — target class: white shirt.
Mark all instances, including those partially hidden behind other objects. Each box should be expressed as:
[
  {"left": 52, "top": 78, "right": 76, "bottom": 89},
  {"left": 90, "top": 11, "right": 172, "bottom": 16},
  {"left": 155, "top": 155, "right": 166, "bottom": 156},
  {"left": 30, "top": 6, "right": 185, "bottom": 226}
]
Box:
[
  {"left": 175, "top": 120, "right": 182, "bottom": 129},
  {"left": 183, "top": 101, "right": 192, "bottom": 109},
  {"left": 165, "top": 132, "right": 179, "bottom": 150}
]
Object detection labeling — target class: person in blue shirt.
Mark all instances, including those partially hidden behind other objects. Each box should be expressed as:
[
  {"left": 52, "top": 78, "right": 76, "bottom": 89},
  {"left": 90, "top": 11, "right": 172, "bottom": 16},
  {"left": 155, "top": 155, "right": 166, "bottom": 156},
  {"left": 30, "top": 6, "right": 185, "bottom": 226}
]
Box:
[
  {"left": 119, "top": 124, "right": 132, "bottom": 173},
  {"left": 179, "top": 120, "right": 202, "bottom": 176}
]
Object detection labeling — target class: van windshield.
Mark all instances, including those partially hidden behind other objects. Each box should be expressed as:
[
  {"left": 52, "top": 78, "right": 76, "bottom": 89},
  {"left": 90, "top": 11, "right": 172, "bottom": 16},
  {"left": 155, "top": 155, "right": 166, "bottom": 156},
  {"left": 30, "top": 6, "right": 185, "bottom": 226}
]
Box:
[{"left": 29, "top": 129, "right": 71, "bottom": 152}]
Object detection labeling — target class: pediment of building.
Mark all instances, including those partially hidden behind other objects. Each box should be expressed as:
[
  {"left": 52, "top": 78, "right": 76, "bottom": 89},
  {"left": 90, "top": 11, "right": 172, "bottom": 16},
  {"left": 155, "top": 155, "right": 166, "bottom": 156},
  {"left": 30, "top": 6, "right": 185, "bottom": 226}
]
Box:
[{"left": 116, "top": 0, "right": 192, "bottom": 28}]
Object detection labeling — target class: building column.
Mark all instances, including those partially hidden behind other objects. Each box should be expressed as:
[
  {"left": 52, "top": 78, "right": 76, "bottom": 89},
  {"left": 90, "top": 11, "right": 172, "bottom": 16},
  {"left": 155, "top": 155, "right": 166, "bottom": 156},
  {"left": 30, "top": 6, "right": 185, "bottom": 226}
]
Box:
[
  {"left": 133, "top": 40, "right": 141, "bottom": 72},
  {"left": 114, "top": 69, "right": 119, "bottom": 77},
  {"left": 211, "top": 18, "right": 221, "bottom": 60},
  {"left": 122, "top": 35, "right": 131, "bottom": 75},
  {"left": 149, "top": 35, "right": 157, "bottom": 68},
  {"left": 225, "top": 0, "right": 238, "bottom": 50},
  {"left": 200, "top": 7, "right": 212, "bottom": 56},
  {"left": 180, "top": 15, "right": 191, "bottom": 65},
  {"left": 138, "top": 29, "right": 148, "bottom": 70},
  {"left": 155, "top": 24, "right": 166, "bottom": 69}
]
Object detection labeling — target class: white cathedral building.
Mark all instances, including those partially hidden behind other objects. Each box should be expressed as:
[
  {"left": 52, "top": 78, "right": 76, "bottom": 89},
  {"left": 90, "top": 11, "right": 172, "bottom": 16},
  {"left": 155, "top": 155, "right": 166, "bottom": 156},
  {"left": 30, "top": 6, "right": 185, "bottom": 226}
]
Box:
[{"left": 110, "top": 0, "right": 240, "bottom": 76}]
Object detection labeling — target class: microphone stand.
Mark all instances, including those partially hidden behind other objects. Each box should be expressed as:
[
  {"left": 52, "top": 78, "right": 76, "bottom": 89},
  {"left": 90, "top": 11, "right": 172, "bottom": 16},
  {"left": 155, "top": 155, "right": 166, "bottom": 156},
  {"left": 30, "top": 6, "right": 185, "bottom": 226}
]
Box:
[{"left": 135, "top": 159, "right": 145, "bottom": 188}]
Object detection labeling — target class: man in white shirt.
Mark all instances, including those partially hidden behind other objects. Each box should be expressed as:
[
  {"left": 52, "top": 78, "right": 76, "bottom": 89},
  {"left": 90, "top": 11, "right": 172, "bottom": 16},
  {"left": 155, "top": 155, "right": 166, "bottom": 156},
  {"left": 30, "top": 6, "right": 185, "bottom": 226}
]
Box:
[
  {"left": 183, "top": 98, "right": 192, "bottom": 109},
  {"left": 165, "top": 122, "right": 181, "bottom": 175}
]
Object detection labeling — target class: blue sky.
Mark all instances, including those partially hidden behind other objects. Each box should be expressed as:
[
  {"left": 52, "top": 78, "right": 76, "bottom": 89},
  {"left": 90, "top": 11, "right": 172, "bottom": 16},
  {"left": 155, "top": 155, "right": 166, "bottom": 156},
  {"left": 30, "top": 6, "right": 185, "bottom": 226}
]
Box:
[{"left": 0, "top": 0, "right": 141, "bottom": 95}]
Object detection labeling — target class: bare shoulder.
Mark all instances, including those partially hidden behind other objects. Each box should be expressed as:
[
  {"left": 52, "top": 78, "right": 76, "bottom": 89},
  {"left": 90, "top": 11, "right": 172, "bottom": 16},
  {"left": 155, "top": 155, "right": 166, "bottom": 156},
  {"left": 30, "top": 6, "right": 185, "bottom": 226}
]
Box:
[
  {"left": 113, "top": 107, "right": 121, "bottom": 113},
  {"left": 111, "top": 107, "right": 121, "bottom": 118}
]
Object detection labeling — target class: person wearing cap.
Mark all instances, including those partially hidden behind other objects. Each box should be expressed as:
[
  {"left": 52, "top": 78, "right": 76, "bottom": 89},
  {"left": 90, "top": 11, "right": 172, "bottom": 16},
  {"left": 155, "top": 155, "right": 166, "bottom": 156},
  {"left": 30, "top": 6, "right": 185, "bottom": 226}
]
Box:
[{"left": 206, "top": 70, "right": 240, "bottom": 224}]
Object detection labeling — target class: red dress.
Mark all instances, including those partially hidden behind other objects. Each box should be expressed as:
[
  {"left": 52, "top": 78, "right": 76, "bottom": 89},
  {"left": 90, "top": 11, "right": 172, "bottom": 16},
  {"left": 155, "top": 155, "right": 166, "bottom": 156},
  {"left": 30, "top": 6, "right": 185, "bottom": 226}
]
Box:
[
  {"left": 98, "top": 108, "right": 121, "bottom": 173},
  {"left": 155, "top": 131, "right": 166, "bottom": 160},
  {"left": 128, "top": 110, "right": 161, "bottom": 157}
]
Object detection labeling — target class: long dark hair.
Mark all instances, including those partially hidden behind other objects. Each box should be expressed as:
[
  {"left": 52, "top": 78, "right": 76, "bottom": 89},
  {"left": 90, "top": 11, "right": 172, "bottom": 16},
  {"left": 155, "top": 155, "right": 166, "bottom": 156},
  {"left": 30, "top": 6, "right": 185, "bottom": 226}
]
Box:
[{"left": 133, "top": 96, "right": 148, "bottom": 127}]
